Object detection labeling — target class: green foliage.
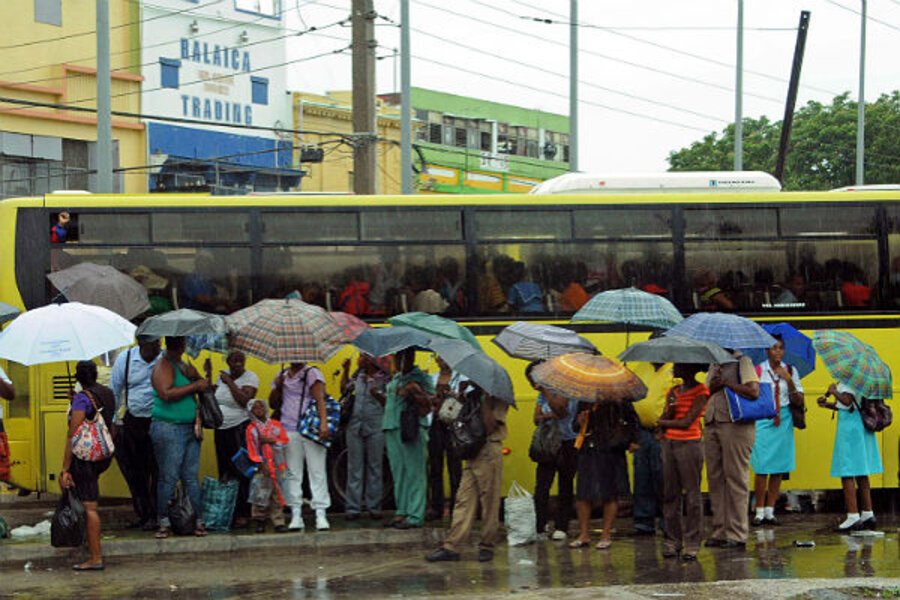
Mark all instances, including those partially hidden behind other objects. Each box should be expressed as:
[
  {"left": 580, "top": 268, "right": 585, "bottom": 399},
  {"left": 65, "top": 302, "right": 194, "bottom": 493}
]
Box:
[{"left": 668, "top": 92, "right": 900, "bottom": 190}]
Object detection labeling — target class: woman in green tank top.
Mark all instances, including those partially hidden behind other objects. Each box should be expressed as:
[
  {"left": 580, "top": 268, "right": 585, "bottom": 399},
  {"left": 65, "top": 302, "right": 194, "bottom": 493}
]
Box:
[{"left": 149, "top": 336, "right": 212, "bottom": 538}]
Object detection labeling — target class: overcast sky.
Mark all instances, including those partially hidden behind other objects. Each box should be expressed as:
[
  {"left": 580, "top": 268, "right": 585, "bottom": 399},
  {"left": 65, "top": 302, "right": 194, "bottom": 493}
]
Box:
[{"left": 282, "top": 0, "right": 900, "bottom": 173}]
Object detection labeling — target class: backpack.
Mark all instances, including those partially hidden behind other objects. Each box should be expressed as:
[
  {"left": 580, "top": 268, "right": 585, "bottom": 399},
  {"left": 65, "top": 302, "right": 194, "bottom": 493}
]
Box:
[
  {"left": 852, "top": 396, "right": 893, "bottom": 433},
  {"left": 338, "top": 281, "right": 370, "bottom": 316},
  {"left": 448, "top": 392, "right": 487, "bottom": 460}
]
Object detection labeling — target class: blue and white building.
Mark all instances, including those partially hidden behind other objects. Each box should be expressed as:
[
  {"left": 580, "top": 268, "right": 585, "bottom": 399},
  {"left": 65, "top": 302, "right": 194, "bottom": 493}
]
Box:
[{"left": 141, "top": 0, "right": 301, "bottom": 192}]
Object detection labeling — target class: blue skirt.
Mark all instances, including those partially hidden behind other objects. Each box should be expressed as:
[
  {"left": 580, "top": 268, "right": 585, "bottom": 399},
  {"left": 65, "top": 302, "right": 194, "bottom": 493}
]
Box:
[
  {"left": 830, "top": 408, "right": 883, "bottom": 477},
  {"left": 751, "top": 405, "right": 795, "bottom": 475}
]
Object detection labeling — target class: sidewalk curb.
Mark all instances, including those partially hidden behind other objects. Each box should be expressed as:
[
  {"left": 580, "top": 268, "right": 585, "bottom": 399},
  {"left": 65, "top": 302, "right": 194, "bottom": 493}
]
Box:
[{"left": 0, "top": 526, "right": 446, "bottom": 565}]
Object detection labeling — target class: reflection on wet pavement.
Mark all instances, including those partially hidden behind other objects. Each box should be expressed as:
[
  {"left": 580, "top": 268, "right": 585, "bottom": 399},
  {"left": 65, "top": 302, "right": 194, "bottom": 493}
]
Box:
[{"left": 1, "top": 515, "right": 897, "bottom": 599}]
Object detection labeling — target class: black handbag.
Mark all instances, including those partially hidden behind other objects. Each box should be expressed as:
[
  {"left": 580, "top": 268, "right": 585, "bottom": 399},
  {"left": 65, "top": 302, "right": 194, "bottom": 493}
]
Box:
[
  {"left": 448, "top": 393, "right": 487, "bottom": 460},
  {"left": 529, "top": 418, "right": 562, "bottom": 465},
  {"left": 400, "top": 399, "right": 420, "bottom": 443},
  {"left": 197, "top": 387, "right": 223, "bottom": 429}
]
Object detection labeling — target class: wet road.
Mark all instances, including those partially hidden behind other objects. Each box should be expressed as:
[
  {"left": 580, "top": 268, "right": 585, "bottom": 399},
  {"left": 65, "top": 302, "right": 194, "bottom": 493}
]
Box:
[{"left": 2, "top": 515, "right": 898, "bottom": 599}]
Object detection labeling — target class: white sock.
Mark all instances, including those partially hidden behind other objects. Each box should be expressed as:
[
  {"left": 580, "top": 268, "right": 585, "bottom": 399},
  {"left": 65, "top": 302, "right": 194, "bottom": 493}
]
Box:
[
  {"left": 764, "top": 506, "right": 775, "bottom": 519},
  {"left": 839, "top": 513, "right": 860, "bottom": 529},
  {"left": 861, "top": 510, "right": 874, "bottom": 521},
  {"left": 292, "top": 507, "right": 302, "bottom": 519},
  {"left": 316, "top": 509, "right": 326, "bottom": 519},
  {"left": 755, "top": 507, "right": 765, "bottom": 519}
]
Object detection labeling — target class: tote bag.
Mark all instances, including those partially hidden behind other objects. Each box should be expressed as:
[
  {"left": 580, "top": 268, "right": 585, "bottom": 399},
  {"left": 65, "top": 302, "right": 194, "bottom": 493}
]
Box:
[{"left": 726, "top": 382, "right": 776, "bottom": 423}]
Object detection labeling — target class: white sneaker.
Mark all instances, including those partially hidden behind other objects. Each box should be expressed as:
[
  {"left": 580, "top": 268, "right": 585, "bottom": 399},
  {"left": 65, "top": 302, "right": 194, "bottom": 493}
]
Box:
[
  {"left": 551, "top": 530, "right": 567, "bottom": 541},
  {"left": 316, "top": 511, "right": 330, "bottom": 531},
  {"left": 288, "top": 513, "right": 305, "bottom": 531}
]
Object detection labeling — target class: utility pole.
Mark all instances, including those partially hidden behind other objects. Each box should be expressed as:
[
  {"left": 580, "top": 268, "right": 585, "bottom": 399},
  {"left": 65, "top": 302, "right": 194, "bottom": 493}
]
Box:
[
  {"left": 352, "top": 0, "right": 377, "bottom": 195},
  {"left": 856, "top": 0, "right": 866, "bottom": 185},
  {"left": 569, "top": 0, "right": 578, "bottom": 172},
  {"left": 400, "top": 0, "right": 412, "bottom": 194},
  {"left": 734, "top": 0, "right": 744, "bottom": 171},
  {"left": 96, "top": 0, "right": 113, "bottom": 192}
]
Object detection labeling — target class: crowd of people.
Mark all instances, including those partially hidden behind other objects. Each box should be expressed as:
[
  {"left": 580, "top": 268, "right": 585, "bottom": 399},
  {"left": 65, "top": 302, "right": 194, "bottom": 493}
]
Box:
[{"left": 52, "top": 329, "right": 884, "bottom": 570}]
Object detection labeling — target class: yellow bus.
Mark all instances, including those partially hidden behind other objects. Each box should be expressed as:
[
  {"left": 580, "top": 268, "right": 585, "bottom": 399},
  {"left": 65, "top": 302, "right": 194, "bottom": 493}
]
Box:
[{"left": 0, "top": 190, "right": 898, "bottom": 501}]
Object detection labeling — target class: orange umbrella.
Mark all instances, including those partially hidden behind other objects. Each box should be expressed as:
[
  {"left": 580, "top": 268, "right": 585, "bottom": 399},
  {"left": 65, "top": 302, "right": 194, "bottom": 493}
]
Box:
[{"left": 531, "top": 353, "right": 647, "bottom": 403}]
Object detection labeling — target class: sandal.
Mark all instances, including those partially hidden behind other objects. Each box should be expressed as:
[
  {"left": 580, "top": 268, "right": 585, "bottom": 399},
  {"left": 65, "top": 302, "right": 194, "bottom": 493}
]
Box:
[
  {"left": 568, "top": 539, "right": 591, "bottom": 548},
  {"left": 595, "top": 540, "right": 612, "bottom": 550},
  {"left": 682, "top": 552, "right": 698, "bottom": 561},
  {"left": 193, "top": 524, "right": 208, "bottom": 537},
  {"left": 155, "top": 526, "right": 171, "bottom": 539}
]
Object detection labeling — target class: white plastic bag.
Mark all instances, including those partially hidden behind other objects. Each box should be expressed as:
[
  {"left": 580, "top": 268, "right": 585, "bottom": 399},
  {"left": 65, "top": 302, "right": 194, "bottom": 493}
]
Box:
[{"left": 504, "top": 481, "right": 536, "bottom": 546}]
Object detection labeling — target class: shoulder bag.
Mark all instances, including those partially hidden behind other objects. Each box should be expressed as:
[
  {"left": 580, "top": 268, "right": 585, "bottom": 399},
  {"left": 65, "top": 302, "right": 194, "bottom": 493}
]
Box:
[
  {"left": 71, "top": 391, "right": 116, "bottom": 462},
  {"left": 725, "top": 362, "right": 776, "bottom": 423},
  {"left": 528, "top": 418, "right": 562, "bottom": 465},
  {"left": 448, "top": 392, "right": 486, "bottom": 460},
  {"left": 851, "top": 396, "right": 893, "bottom": 433},
  {"left": 173, "top": 358, "right": 223, "bottom": 429},
  {"left": 296, "top": 368, "right": 341, "bottom": 447},
  {"left": 785, "top": 366, "right": 807, "bottom": 430}
]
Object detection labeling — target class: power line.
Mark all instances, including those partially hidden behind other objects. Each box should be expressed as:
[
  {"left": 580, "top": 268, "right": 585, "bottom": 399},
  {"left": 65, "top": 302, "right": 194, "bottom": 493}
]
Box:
[
  {"left": 824, "top": 0, "right": 900, "bottom": 32},
  {"left": 0, "top": 0, "right": 227, "bottom": 51}
]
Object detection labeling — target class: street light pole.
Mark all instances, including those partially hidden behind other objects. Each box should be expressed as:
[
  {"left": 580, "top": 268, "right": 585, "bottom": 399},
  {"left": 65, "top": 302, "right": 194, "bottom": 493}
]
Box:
[
  {"left": 400, "top": 0, "right": 412, "bottom": 194},
  {"left": 96, "top": 0, "right": 113, "bottom": 192},
  {"left": 569, "top": 0, "right": 578, "bottom": 172},
  {"left": 734, "top": 0, "right": 744, "bottom": 171},
  {"left": 856, "top": 0, "right": 866, "bottom": 185}
]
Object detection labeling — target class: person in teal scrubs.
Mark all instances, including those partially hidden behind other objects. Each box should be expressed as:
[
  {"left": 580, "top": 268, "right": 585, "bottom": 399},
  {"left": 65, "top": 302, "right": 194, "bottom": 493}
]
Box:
[{"left": 382, "top": 347, "right": 435, "bottom": 529}]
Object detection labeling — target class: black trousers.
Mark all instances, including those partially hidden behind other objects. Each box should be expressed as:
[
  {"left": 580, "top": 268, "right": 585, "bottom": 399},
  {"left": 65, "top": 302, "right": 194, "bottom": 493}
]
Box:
[
  {"left": 115, "top": 413, "right": 158, "bottom": 524},
  {"left": 428, "top": 419, "right": 462, "bottom": 515},
  {"left": 534, "top": 439, "right": 577, "bottom": 534},
  {"left": 214, "top": 421, "right": 251, "bottom": 519}
]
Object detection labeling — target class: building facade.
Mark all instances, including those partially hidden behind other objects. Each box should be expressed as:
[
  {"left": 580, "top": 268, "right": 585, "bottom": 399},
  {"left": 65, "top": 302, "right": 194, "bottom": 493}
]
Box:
[
  {"left": 141, "top": 0, "right": 301, "bottom": 193},
  {"left": 0, "top": 0, "right": 145, "bottom": 198},
  {"left": 381, "top": 88, "right": 570, "bottom": 194},
  {"left": 292, "top": 91, "right": 404, "bottom": 195}
]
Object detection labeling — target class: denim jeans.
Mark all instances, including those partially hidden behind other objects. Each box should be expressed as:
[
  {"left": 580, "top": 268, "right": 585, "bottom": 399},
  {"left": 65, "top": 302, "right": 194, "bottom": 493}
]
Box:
[
  {"left": 150, "top": 421, "right": 203, "bottom": 527},
  {"left": 632, "top": 427, "right": 663, "bottom": 532}
]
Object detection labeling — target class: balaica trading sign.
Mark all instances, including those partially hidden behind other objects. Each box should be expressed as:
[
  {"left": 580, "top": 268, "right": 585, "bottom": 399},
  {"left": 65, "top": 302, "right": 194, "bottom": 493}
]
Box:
[{"left": 176, "top": 38, "right": 258, "bottom": 126}]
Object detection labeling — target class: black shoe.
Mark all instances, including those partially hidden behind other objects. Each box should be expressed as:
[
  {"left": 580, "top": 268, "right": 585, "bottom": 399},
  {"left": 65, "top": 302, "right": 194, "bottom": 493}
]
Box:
[
  {"left": 126, "top": 518, "right": 144, "bottom": 529},
  {"left": 629, "top": 528, "right": 656, "bottom": 536},
  {"left": 426, "top": 548, "right": 461, "bottom": 562},
  {"left": 662, "top": 548, "right": 680, "bottom": 559},
  {"left": 719, "top": 540, "right": 746, "bottom": 550},
  {"left": 477, "top": 548, "right": 494, "bottom": 562},
  {"left": 274, "top": 525, "right": 289, "bottom": 533},
  {"left": 255, "top": 521, "right": 266, "bottom": 534},
  {"left": 345, "top": 513, "right": 361, "bottom": 521},
  {"left": 393, "top": 520, "right": 421, "bottom": 530},
  {"left": 858, "top": 517, "right": 877, "bottom": 530},
  {"left": 751, "top": 516, "right": 764, "bottom": 527},
  {"left": 368, "top": 511, "right": 383, "bottom": 520},
  {"left": 705, "top": 538, "right": 727, "bottom": 548},
  {"left": 425, "top": 509, "right": 441, "bottom": 521},
  {"left": 763, "top": 516, "right": 779, "bottom": 526},
  {"left": 384, "top": 518, "right": 403, "bottom": 528},
  {"left": 141, "top": 519, "right": 159, "bottom": 532}
]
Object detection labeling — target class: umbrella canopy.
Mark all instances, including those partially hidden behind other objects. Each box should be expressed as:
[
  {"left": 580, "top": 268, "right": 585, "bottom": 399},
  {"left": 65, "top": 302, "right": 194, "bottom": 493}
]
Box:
[
  {"left": 135, "top": 308, "right": 226, "bottom": 340},
  {"left": 813, "top": 330, "right": 892, "bottom": 399},
  {"left": 0, "top": 301, "right": 22, "bottom": 326},
  {"left": 619, "top": 335, "right": 736, "bottom": 365},
  {"left": 743, "top": 323, "right": 816, "bottom": 378},
  {"left": 663, "top": 312, "right": 776, "bottom": 349},
  {"left": 0, "top": 302, "right": 135, "bottom": 365},
  {"left": 571, "top": 287, "right": 683, "bottom": 329},
  {"left": 47, "top": 262, "right": 150, "bottom": 320},
  {"left": 492, "top": 321, "right": 598, "bottom": 361},
  {"left": 426, "top": 337, "right": 515, "bottom": 406},
  {"left": 185, "top": 333, "right": 229, "bottom": 359},
  {"left": 531, "top": 353, "right": 648, "bottom": 403},
  {"left": 330, "top": 312, "right": 370, "bottom": 341},
  {"left": 225, "top": 299, "right": 346, "bottom": 364},
  {"left": 352, "top": 326, "right": 431, "bottom": 357},
  {"left": 388, "top": 312, "right": 482, "bottom": 351}
]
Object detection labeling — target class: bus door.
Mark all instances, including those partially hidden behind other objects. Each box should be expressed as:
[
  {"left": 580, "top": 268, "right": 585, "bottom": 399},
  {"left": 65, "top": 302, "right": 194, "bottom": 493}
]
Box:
[
  {"left": 37, "top": 364, "right": 79, "bottom": 494},
  {"left": 2, "top": 361, "right": 39, "bottom": 491}
]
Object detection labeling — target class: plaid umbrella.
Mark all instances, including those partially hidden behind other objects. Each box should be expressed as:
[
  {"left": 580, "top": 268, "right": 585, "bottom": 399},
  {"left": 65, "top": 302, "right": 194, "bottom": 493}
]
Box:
[
  {"left": 531, "top": 353, "right": 647, "bottom": 403},
  {"left": 663, "top": 312, "right": 776, "bottom": 349},
  {"left": 329, "top": 312, "right": 370, "bottom": 341},
  {"left": 813, "top": 330, "right": 892, "bottom": 399},
  {"left": 571, "top": 287, "right": 683, "bottom": 329},
  {"left": 388, "top": 312, "right": 482, "bottom": 350},
  {"left": 492, "top": 321, "right": 598, "bottom": 361},
  {"left": 225, "top": 299, "right": 346, "bottom": 364}
]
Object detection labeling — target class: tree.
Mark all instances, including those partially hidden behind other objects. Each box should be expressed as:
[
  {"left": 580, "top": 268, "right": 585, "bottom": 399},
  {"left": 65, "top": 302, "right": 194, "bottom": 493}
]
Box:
[{"left": 667, "top": 92, "right": 900, "bottom": 190}]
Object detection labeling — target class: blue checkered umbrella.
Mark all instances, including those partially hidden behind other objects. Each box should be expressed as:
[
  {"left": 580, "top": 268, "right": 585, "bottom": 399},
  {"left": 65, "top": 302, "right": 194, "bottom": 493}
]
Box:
[
  {"left": 571, "top": 287, "right": 683, "bottom": 330},
  {"left": 663, "top": 312, "right": 777, "bottom": 349}
]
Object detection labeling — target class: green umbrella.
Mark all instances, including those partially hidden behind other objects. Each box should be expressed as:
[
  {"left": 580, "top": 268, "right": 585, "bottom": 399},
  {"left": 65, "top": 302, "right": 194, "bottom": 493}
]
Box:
[
  {"left": 388, "top": 312, "right": 482, "bottom": 351},
  {"left": 135, "top": 308, "right": 226, "bottom": 340},
  {"left": 812, "top": 330, "right": 892, "bottom": 400}
]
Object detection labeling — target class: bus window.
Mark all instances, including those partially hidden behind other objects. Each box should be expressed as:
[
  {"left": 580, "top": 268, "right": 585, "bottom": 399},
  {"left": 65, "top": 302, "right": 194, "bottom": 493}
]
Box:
[
  {"left": 360, "top": 210, "right": 462, "bottom": 242},
  {"left": 573, "top": 208, "right": 671, "bottom": 239},
  {"left": 259, "top": 245, "right": 467, "bottom": 317},
  {"left": 78, "top": 213, "right": 150, "bottom": 244},
  {"left": 476, "top": 242, "right": 673, "bottom": 316},
  {"left": 50, "top": 211, "right": 77, "bottom": 243},
  {"left": 885, "top": 206, "right": 900, "bottom": 308},
  {"left": 475, "top": 210, "right": 571, "bottom": 241},
  {"left": 151, "top": 212, "right": 250, "bottom": 244},
  {"left": 262, "top": 211, "right": 359, "bottom": 243},
  {"left": 684, "top": 208, "right": 776, "bottom": 238},
  {"left": 686, "top": 241, "right": 788, "bottom": 311},
  {"left": 780, "top": 206, "right": 877, "bottom": 235}
]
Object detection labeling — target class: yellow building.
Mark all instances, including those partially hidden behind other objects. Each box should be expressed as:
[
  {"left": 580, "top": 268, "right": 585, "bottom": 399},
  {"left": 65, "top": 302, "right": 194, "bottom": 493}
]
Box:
[
  {"left": 292, "top": 91, "right": 409, "bottom": 195},
  {"left": 0, "top": 0, "right": 145, "bottom": 196}
]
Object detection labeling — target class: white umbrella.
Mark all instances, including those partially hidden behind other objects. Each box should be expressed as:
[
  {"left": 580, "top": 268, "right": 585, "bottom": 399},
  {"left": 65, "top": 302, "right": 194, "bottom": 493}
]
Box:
[
  {"left": 47, "top": 263, "right": 150, "bottom": 320},
  {"left": 0, "top": 302, "right": 136, "bottom": 366}
]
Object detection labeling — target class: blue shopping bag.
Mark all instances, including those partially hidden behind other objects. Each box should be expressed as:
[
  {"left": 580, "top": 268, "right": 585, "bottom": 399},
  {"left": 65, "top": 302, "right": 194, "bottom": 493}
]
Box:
[
  {"left": 231, "top": 447, "right": 258, "bottom": 478},
  {"left": 726, "top": 382, "right": 776, "bottom": 423},
  {"left": 201, "top": 476, "right": 238, "bottom": 532}
]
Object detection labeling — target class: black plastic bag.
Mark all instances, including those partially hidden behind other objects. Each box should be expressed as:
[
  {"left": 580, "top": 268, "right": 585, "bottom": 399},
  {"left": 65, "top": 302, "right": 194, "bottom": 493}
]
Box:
[
  {"left": 400, "top": 400, "right": 419, "bottom": 443},
  {"left": 51, "top": 489, "right": 86, "bottom": 548},
  {"left": 528, "top": 418, "right": 562, "bottom": 465},
  {"left": 168, "top": 484, "right": 197, "bottom": 536}
]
